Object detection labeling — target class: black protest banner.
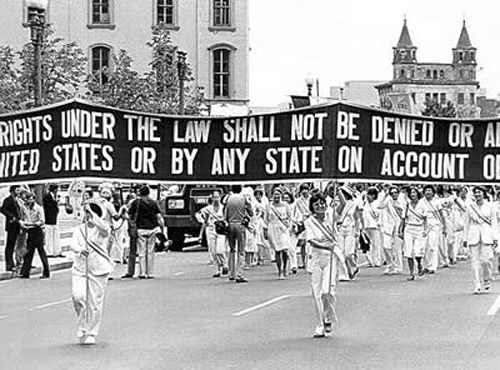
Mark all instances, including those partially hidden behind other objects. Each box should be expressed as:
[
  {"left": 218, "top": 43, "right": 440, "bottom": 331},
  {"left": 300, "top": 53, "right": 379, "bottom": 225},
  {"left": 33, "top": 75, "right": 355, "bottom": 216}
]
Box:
[
  {"left": 333, "top": 103, "right": 500, "bottom": 183},
  {"left": 0, "top": 99, "right": 333, "bottom": 184}
]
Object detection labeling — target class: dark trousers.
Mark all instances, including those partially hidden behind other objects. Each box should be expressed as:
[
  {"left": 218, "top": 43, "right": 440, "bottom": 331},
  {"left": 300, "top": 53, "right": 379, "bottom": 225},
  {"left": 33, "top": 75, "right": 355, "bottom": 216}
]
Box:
[
  {"left": 5, "top": 226, "right": 20, "bottom": 271},
  {"left": 227, "top": 223, "right": 246, "bottom": 279},
  {"left": 21, "top": 228, "right": 49, "bottom": 278},
  {"left": 127, "top": 236, "right": 138, "bottom": 276}
]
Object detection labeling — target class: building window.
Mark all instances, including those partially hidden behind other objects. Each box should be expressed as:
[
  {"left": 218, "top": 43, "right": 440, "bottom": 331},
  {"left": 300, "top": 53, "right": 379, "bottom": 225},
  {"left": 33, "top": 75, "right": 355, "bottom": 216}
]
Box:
[
  {"left": 459, "top": 52, "right": 463, "bottom": 61},
  {"left": 458, "top": 93, "right": 465, "bottom": 105},
  {"left": 439, "top": 70, "right": 444, "bottom": 79},
  {"left": 213, "top": 49, "right": 231, "bottom": 98},
  {"left": 470, "top": 93, "right": 475, "bottom": 105},
  {"left": 88, "top": 0, "right": 114, "bottom": 29},
  {"left": 400, "top": 69, "right": 405, "bottom": 78},
  {"left": 426, "top": 70, "right": 431, "bottom": 79},
  {"left": 425, "top": 93, "right": 431, "bottom": 101},
  {"left": 91, "top": 46, "right": 111, "bottom": 85},
  {"left": 459, "top": 70, "right": 464, "bottom": 79},
  {"left": 411, "top": 70, "right": 415, "bottom": 79},
  {"left": 433, "top": 70, "right": 438, "bottom": 79},
  {"left": 440, "top": 93, "right": 446, "bottom": 104},
  {"left": 400, "top": 50, "right": 406, "bottom": 59},
  {"left": 157, "top": 0, "right": 174, "bottom": 25},
  {"left": 432, "top": 93, "right": 438, "bottom": 101},
  {"left": 412, "top": 50, "right": 415, "bottom": 60},
  {"left": 470, "top": 51, "right": 475, "bottom": 61},
  {"left": 213, "top": 0, "right": 231, "bottom": 27}
]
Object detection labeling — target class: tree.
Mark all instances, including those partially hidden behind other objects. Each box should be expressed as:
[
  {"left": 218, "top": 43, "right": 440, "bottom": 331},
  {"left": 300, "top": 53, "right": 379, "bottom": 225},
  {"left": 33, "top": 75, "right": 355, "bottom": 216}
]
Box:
[
  {"left": 0, "top": 27, "right": 87, "bottom": 113},
  {"left": 421, "top": 99, "right": 457, "bottom": 118},
  {"left": 88, "top": 24, "right": 206, "bottom": 115}
]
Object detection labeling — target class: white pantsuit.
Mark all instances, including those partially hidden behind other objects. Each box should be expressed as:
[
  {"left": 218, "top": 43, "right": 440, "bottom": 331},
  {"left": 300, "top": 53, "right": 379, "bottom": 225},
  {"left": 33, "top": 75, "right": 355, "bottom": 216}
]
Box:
[
  {"left": 44, "top": 224, "right": 61, "bottom": 257},
  {"left": 464, "top": 201, "right": 498, "bottom": 291}
]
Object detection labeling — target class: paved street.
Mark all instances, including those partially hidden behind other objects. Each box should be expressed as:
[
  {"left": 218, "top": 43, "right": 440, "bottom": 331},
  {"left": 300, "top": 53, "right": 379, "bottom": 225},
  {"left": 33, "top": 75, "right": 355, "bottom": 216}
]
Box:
[{"left": 1, "top": 251, "right": 500, "bottom": 370}]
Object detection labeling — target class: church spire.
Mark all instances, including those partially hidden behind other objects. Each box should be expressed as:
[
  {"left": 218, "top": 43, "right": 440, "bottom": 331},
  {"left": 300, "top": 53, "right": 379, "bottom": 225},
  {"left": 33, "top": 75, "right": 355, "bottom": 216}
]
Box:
[
  {"left": 456, "top": 20, "right": 473, "bottom": 48},
  {"left": 396, "top": 18, "right": 414, "bottom": 48}
]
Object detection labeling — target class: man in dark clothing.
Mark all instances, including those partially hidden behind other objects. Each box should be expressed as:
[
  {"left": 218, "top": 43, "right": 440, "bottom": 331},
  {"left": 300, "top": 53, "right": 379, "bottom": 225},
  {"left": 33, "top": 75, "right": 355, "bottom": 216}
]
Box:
[
  {"left": 224, "top": 185, "right": 253, "bottom": 283},
  {"left": 43, "top": 184, "right": 62, "bottom": 257},
  {"left": 127, "top": 185, "right": 164, "bottom": 279},
  {"left": 0, "top": 185, "right": 22, "bottom": 272}
]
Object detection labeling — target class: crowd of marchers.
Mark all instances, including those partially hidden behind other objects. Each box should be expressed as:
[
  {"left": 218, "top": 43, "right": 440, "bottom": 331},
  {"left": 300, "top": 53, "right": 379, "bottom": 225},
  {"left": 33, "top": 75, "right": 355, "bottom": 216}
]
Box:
[{"left": 195, "top": 182, "right": 500, "bottom": 337}]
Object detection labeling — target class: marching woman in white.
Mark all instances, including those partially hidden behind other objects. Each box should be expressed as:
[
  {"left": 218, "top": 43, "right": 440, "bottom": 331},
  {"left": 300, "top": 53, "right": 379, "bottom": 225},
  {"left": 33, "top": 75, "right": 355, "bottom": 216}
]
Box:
[
  {"left": 283, "top": 189, "right": 299, "bottom": 274},
  {"left": 400, "top": 188, "right": 427, "bottom": 281},
  {"left": 264, "top": 187, "right": 292, "bottom": 280},
  {"left": 70, "top": 201, "right": 113, "bottom": 345},
  {"left": 361, "top": 187, "right": 383, "bottom": 271},
  {"left": 305, "top": 191, "right": 344, "bottom": 338},
  {"left": 463, "top": 186, "right": 498, "bottom": 294},
  {"left": 196, "top": 191, "right": 229, "bottom": 277},
  {"left": 293, "top": 183, "right": 311, "bottom": 269},
  {"left": 337, "top": 185, "right": 361, "bottom": 280}
]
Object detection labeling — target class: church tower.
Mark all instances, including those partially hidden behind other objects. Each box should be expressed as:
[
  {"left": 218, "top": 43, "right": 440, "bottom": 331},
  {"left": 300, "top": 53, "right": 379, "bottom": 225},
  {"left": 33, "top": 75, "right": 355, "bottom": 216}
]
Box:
[
  {"left": 392, "top": 19, "right": 417, "bottom": 80},
  {"left": 452, "top": 21, "right": 477, "bottom": 82}
]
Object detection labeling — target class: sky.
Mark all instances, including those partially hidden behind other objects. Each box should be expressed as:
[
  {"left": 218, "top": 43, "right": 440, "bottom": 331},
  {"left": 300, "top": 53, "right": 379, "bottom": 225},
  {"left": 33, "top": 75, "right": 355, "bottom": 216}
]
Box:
[{"left": 249, "top": 0, "right": 500, "bottom": 106}]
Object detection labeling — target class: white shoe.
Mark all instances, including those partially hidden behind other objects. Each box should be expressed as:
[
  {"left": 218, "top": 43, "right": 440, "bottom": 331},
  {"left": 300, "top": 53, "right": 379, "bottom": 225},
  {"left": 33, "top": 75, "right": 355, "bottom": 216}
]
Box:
[
  {"left": 473, "top": 288, "right": 481, "bottom": 295},
  {"left": 484, "top": 281, "right": 491, "bottom": 292},
  {"left": 313, "top": 326, "right": 325, "bottom": 338},
  {"left": 77, "top": 330, "right": 85, "bottom": 339},
  {"left": 82, "top": 335, "right": 96, "bottom": 345}
]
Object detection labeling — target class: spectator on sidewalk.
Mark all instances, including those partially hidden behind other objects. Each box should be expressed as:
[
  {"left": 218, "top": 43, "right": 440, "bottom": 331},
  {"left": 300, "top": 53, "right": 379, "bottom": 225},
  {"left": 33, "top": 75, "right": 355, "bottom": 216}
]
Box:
[
  {"left": 44, "top": 184, "right": 62, "bottom": 258},
  {"left": 122, "top": 188, "right": 140, "bottom": 279},
  {"left": 128, "top": 185, "right": 164, "bottom": 279},
  {"left": 0, "top": 185, "right": 22, "bottom": 272},
  {"left": 19, "top": 193, "right": 50, "bottom": 279}
]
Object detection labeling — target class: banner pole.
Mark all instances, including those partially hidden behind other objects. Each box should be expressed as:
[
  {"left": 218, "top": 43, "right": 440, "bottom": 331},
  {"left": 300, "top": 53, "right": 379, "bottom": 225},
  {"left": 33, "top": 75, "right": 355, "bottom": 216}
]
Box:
[
  {"left": 82, "top": 180, "right": 90, "bottom": 325},
  {"left": 328, "top": 181, "right": 338, "bottom": 295}
]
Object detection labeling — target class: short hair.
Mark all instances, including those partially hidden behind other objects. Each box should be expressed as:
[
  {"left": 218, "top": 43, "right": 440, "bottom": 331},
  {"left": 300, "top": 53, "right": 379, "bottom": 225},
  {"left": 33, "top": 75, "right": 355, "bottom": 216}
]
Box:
[
  {"left": 254, "top": 189, "right": 264, "bottom": 197},
  {"left": 473, "top": 186, "right": 489, "bottom": 197},
  {"left": 366, "top": 187, "right": 379, "bottom": 198},
  {"left": 409, "top": 187, "right": 422, "bottom": 200},
  {"left": 48, "top": 184, "right": 59, "bottom": 192},
  {"left": 299, "top": 183, "right": 310, "bottom": 192},
  {"left": 231, "top": 185, "right": 242, "bottom": 194},
  {"left": 309, "top": 191, "right": 327, "bottom": 213},
  {"left": 283, "top": 190, "right": 295, "bottom": 204},
  {"left": 423, "top": 185, "right": 435, "bottom": 194},
  {"left": 388, "top": 185, "right": 399, "bottom": 193},
  {"left": 9, "top": 185, "right": 19, "bottom": 193},
  {"left": 140, "top": 185, "right": 150, "bottom": 196}
]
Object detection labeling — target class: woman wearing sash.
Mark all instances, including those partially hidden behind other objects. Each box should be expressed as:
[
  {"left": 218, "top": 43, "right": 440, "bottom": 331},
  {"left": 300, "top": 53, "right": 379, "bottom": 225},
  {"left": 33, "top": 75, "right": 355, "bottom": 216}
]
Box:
[
  {"left": 400, "top": 188, "right": 427, "bottom": 280},
  {"left": 361, "top": 187, "right": 383, "bottom": 271},
  {"left": 293, "top": 183, "right": 311, "bottom": 269},
  {"left": 283, "top": 189, "right": 299, "bottom": 274},
  {"left": 264, "top": 187, "right": 292, "bottom": 279},
  {"left": 464, "top": 186, "right": 498, "bottom": 294},
  {"left": 305, "top": 191, "right": 342, "bottom": 338},
  {"left": 70, "top": 201, "right": 113, "bottom": 345},
  {"left": 337, "top": 185, "right": 361, "bottom": 280},
  {"left": 421, "top": 185, "right": 447, "bottom": 275},
  {"left": 196, "top": 191, "right": 229, "bottom": 278}
]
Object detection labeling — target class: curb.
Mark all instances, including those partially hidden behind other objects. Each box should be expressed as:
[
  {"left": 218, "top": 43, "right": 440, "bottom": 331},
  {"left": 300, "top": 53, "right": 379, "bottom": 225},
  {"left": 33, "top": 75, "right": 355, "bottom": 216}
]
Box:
[{"left": 0, "top": 260, "right": 73, "bottom": 281}]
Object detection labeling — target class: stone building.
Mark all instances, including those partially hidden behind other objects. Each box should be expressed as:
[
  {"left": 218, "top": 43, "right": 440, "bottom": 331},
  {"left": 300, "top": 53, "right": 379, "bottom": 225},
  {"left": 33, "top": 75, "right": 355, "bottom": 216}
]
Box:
[
  {"left": 376, "top": 20, "right": 479, "bottom": 116},
  {"left": 1, "top": 0, "right": 250, "bottom": 114}
]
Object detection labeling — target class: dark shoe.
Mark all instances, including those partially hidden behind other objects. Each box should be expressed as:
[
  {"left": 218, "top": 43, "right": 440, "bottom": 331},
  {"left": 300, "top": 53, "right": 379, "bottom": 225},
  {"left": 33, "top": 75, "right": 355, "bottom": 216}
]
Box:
[
  {"left": 121, "top": 274, "right": 133, "bottom": 279},
  {"left": 291, "top": 268, "right": 298, "bottom": 274},
  {"left": 212, "top": 273, "right": 221, "bottom": 278},
  {"left": 229, "top": 277, "right": 235, "bottom": 281},
  {"left": 19, "top": 275, "right": 29, "bottom": 279},
  {"left": 349, "top": 268, "right": 360, "bottom": 280},
  {"left": 139, "top": 275, "right": 146, "bottom": 279},
  {"left": 40, "top": 275, "right": 50, "bottom": 279},
  {"left": 418, "top": 268, "right": 425, "bottom": 277},
  {"left": 108, "top": 276, "right": 114, "bottom": 281},
  {"left": 146, "top": 276, "right": 155, "bottom": 279},
  {"left": 235, "top": 277, "right": 248, "bottom": 283},
  {"left": 56, "top": 255, "right": 65, "bottom": 258},
  {"left": 427, "top": 270, "right": 435, "bottom": 275},
  {"left": 324, "top": 321, "right": 332, "bottom": 333},
  {"left": 221, "top": 267, "right": 229, "bottom": 275},
  {"left": 406, "top": 275, "right": 415, "bottom": 281}
]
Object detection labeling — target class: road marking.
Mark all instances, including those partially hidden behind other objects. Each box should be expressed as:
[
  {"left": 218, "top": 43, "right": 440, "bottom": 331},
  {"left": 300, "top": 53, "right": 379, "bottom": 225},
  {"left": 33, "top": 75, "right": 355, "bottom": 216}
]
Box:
[
  {"left": 0, "top": 315, "right": 8, "bottom": 320},
  {"left": 233, "top": 295, "right": 291, "bottom": 317},
  {"left": 487, "top": 294, "right": 500, "bottom": 316},
  {"left": 30, "top": 298, "right": 72, "bottom": 311},
  {"left": 173, "top": 272, "right": 185, "bottom": 276}
]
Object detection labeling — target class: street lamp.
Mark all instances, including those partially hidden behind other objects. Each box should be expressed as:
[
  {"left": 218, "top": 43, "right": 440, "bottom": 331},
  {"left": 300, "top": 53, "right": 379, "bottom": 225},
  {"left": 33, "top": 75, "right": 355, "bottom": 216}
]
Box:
[
  {"left": 177, "top": 50, "right": 188, "bottom": 115},
  {"left": 24, "top": 0, "right": 48, "bottom": 107},
  {"left": 304, "top": 75, "right": 314, "bottom": 97}
]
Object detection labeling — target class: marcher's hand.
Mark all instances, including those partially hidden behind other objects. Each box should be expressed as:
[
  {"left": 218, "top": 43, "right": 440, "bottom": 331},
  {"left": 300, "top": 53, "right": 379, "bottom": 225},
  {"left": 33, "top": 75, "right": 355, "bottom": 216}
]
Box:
[{"left": 81, "top": 250, "right": 89, "bottom": 257}]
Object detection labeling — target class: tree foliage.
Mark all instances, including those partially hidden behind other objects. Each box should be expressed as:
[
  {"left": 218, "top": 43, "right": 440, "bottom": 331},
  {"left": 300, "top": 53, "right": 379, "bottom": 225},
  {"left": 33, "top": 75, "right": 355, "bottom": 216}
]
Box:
[
  {"left": 88, "top": 25, "right": 205, "bottom": 115},
  {"left": 421, "top": 99, "right": 457, "bottom": 118}
]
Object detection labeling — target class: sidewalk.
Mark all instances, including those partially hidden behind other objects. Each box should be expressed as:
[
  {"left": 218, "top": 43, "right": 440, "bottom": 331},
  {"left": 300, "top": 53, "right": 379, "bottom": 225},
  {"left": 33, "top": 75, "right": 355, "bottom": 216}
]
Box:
[{"left": 0, "top": 233, "right": 74, "bottom": 281}]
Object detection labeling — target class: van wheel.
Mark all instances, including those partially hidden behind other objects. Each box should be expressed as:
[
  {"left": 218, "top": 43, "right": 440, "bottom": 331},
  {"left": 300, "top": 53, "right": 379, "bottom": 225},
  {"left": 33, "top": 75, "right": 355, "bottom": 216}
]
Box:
[{"left": 168, "top": 229, "right": 185, "bottom": 251}]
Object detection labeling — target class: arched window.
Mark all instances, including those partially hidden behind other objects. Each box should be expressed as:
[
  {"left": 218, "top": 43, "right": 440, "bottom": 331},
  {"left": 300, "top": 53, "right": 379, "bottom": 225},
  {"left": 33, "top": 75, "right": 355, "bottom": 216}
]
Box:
[
  {"left": 213, "top": 49, "right": 231, "bottom": 97},
  {"left": 91, "top": 45, "right": 111, "bottom": 85}
]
